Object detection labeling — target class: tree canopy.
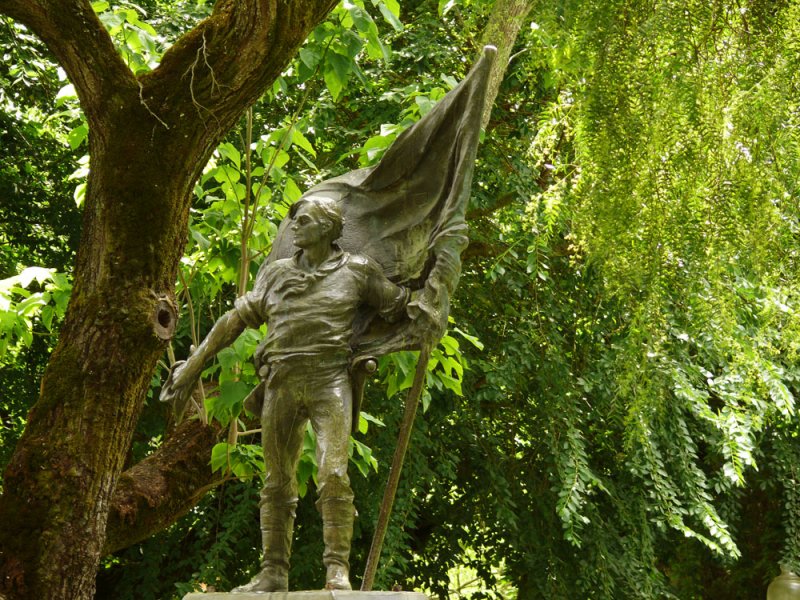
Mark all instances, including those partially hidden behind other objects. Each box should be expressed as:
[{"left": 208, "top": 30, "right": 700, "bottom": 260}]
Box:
[{"left": 1, "top": 0, "right": 799, "bottom": 598}]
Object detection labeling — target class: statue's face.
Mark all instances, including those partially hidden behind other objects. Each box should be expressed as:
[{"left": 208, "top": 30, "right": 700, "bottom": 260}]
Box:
[{"left": 291, "top": 202, "right": 331, "bottom": 248}]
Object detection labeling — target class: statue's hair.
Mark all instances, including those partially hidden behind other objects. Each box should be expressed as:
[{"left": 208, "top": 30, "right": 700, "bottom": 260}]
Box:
[{"left": 290, "top": 195, "right": 344, "bottom": 242}]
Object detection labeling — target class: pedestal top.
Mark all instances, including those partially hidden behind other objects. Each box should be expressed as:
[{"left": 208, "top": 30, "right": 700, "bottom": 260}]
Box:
[{"left": 183, "top": 592, "right": 428, "bottom": 600}]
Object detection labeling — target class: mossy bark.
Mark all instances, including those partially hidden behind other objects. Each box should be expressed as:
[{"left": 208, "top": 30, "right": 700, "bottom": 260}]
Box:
[
  {"left": 479, "top": 0, "right": 535, "bottom": 129},
  {"left": 0, "top": 0, "right": 338, "bottom": 598}
]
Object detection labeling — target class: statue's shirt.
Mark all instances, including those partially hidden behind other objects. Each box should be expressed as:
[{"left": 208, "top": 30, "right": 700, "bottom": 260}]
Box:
[{"left": 234, "top": 249, "right": 408, "bottom": 364}]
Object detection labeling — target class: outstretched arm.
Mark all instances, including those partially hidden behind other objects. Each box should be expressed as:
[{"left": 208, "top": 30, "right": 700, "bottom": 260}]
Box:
[
  {"left": 161, "top": 309, "right": 246, "bottom": 408},
  {"left": 183, "top": 310, "right": 246, "bottom": 379}
]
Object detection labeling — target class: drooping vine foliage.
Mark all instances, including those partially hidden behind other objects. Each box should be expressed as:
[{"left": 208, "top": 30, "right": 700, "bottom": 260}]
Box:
[
  {"left": 2, "top": 0, "right": 799, "bottom": 598},
  {"left": 449, "top": 0, "right": 800, "bottom": 596}
]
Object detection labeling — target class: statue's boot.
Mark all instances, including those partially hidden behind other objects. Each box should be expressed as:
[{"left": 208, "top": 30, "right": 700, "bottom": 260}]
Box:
[
  {"left": 319, "top": 497, "right": 355, "bottom": 590},
  {"left": 231, "top": 504, "right": 294, "bottom": 593}
]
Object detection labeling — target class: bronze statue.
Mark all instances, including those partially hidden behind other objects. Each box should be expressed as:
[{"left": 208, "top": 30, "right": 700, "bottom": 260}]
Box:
[
  {"left": 164, "top": 195, "right": 412, "bottom": 591},
  {"left": 162, "top": 47, "right": 496, "bottom": 593}
]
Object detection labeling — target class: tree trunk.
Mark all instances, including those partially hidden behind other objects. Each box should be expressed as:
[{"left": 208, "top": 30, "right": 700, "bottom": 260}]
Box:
[
  {"left": 480, "top": 0, "right": 536, "bottom": 129},
  {"left": 0, "top": 0, "right": 338, "bottom": 597},
  {"left": 0, "top": 101, "right": 209, "bottom": 599}
]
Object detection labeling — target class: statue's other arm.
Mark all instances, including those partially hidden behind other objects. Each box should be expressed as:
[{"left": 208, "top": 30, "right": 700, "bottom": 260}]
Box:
[{"left": 361, "top": 257, "right": 411, "bottom": 322}]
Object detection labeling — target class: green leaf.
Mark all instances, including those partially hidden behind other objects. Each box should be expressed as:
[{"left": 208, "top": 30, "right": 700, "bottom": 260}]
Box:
[
  {"left": 73, "top": 182, "right": 86, "bottom": 207},
  {"left": 421, "top": 389, "right": 432, "bottom": 412},
  {"left": 453, "top": 326, "right": 483, "bottom": 350},
  {"left": 361, "top": 411, "right": 385, "bottom": 427},
  {"left": 360, "top": 133, "right": 394, "bottom": 165},
  {"left": 55, "top": 84, "right": 77, "bottom": 107},
  {"left": 211, "top": 164, "right": 241, "bottom": 185},
  {"left": 437, "top": 372, "right": 462, "bottom": 396},
  {"left": 261, "top": 147, "right": 290, "bottom": 171},
  {"left": 272, "top": 76, "right": 287, "bottom": 96},
  {"left": 376, "top": 0, "right": 402, "bottom": 31},
  {"left": 190, "top": 228, "right": 211, "bottom": 250},
  {"left": 438, "top": 0, "right": 458, "bottom": 16},
  {"left": 13, "top": 267, "right": 54, "bottom": 289},
  {"left": 299, "top": 47, "right": 321, "bottom": 70},
  {"left": 41, "top": 305, "right": 54, "bottom": 331},
  {"left": 283, "top": 178, "right": 302, "bottom": 203},
  {"left": 439, "top": 334, "right": 460, "bottom": 355},
  {"left": 324, "top": 52, "right": 352, "bottom": 101},
  {"left": 16, "top": 294, "right": 47, "bottom": 318},
  {"left": 217, "top": 142, "right": 241, "bottom": 170},
  {"left": 67, "top": 123, "right": 88, "bottom": 149},
  {"left": 291, "top": 129, "right": 316, "bottom": 158},
  {"left": 210, "top": 442, "right": 232, "bottom": 473},
  {"left": 218, "top": 380, "right": 250, "bottom": 408}
]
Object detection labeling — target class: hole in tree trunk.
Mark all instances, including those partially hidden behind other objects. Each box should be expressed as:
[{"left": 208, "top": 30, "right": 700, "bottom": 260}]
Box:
[
  {"left": 152, "top": 296, "right": 177, "bottom": 341},
  {"left": 158, "top": 309, "right": 172, "bottom": 328}
]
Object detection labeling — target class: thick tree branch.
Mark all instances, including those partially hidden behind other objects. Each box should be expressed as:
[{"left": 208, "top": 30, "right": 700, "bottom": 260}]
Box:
[
  {"left": 103, "top": 419, "right": 221, "bottom": 555},
  {"left": 140, "top": 0, "right": 339, "bottom": 136},
  {"left": 0, "top": 0, "right": 136, "bottom": 127}
]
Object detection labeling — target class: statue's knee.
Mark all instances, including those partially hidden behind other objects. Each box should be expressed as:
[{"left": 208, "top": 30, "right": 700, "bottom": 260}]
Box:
[
  {"left": 317, "top": 473, "right": 354, "bottom": 503},
  {"left": 260, "top": 480, "right": 299, "bottom": 509}
]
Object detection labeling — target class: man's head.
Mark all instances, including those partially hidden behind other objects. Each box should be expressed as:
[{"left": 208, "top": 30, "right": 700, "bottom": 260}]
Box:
[{"left": 289, "top": 195, "right": 344, "bottom": 248}]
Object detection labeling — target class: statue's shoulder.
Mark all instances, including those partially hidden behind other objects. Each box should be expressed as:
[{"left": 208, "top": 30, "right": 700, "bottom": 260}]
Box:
[
  {"left": 344, "top": 252, "right": 383, "bottom": 274},
  {"left": 270, "top": 257, "right": 294, "bottom": 269},
  {"left": 345, "top": 252, "right": 371, "bottom": 268},
  {"left": 253, "top": 257, "right": 293, "bottom": 291},
  {"left": 259, "top": 257, "right": 294, "bottom": 275}
]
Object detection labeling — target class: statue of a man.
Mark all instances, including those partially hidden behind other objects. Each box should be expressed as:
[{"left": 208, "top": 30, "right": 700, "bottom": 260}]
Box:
[{"left": 164, "top": 195, "right": 411, "bottom": 592}]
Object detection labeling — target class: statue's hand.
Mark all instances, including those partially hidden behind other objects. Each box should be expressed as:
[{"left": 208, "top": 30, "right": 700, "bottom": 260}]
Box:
[
  {"left": 160, "top": 360, "right": 198, "bottom": 421},
  {"left": 407, "top": 288, "right": 447, "bottom": 349}
]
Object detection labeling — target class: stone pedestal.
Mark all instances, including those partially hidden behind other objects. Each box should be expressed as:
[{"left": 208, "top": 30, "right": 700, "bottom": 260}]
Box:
[{"left": 184, "top": 592, "right": 428, "bottom": 600}]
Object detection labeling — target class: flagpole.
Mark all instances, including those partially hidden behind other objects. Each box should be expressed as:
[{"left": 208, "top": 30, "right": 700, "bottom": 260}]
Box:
[{"left": 361, "top": 344, "right": 431, "bottom": 591}]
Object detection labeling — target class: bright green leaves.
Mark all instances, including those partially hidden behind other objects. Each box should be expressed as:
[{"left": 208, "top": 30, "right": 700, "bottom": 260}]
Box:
[
  {"left": 352, "top": 86, "right": 446, "bottom": 167},
  {"left": 92, "top": 1, "right": 164, "bottom": 74},
  {"left": 298, "top": 47, "right": 323, "bottom": 82},
  {"left": 206, "top": 381, "right": 250, "bottom": 428},
  {"left": 215, "top": 142, "right": 241, "bottom": 171},
  {"left": 324, "top": 51, "right": 354, "bottom": 102},
  {"left": 0, "top": 267, "right": 71, "bottom": 362},
  {"left": 66, "top": 123, "right": 88, "bottom": 150},
  {"left": 185, "top": 119, "right": 318, "bottom": 312},
  {"left": 296, "top": 425, "right": 318, "bottom": 497},
  {"left": 344, "top": 0, "right": 391, "bottom": 63},
  {"left": 291, "top": 129, "right": 317, "bottom": 159},
  {"left": 295, "top": 0, "right": 402, "bottom": 101},
  {"left": 380, "top": 329, "right": 478, "bottom": 411},
  {"left": 377, "top": 0, "right": 402, "bottom": 31},
  {"left": 430, "top": 335, "right": 466, "bottom": 399},
  {"left": 494, "top": 0, "right": 800, "bottom": 582},
  {"left": 210, "top": 442, "right": 264, "bottom": 479},
  {"left": 202, "top": 328, "right": 262, "bottom": 426},
  {"left": 350, "top": 437, "right": 379, "bottom": 477},
  {"left": 358, "top": 123, "right": 404, "bottom": 166}
]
